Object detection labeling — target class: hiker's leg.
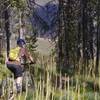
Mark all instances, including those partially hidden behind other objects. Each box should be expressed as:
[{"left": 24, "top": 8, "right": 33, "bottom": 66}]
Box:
[
  {"left": 14, "top": 65, "right": 23, "bottom": 93},
  {"left": 15, "top": 77, "right": 23, "bottom": 93}
]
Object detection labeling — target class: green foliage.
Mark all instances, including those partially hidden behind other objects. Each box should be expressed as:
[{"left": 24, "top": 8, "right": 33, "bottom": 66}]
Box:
[
  {"left": 26, "top": 91, "right": 33, "bottom": 100},
  {"left": 25, "top": 32, "right": 37, "bottom": 54},
  {"left": 0, "top": 64, "right": 10, "bottom": 79},
  {"left": 0, "top": 54, "right": 5, "bottom": 64},
  {"left": 9, "top": 0, "right": 26, "bottom": 10}
]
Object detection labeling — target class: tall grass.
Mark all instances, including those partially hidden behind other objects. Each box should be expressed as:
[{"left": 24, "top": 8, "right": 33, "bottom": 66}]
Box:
[{"left": 0, "top": 54, "right": 100, "bottom": 100}]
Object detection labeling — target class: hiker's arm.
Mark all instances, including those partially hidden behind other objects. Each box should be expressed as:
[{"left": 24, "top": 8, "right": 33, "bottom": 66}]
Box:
[{"left": 25, "top": 49, "right": 34, "bottom": 62}]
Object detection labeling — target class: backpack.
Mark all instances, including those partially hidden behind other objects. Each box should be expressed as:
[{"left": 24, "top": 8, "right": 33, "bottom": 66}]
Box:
[{"left": 9, "top": 47, "right": 20, "bottom": 61}]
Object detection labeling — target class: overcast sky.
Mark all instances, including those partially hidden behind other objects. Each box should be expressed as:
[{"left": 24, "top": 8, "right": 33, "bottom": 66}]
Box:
[
  {"left": 36, "top": 0, "right": 58, "bottom": 5},
  {"left": 36, "top": 0, "right": 51, "bottom": 5}
]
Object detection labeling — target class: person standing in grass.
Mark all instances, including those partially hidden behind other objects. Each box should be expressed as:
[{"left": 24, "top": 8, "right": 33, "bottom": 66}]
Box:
[{"left": 6, "top": 38, "right": 34, "bottom": 93}]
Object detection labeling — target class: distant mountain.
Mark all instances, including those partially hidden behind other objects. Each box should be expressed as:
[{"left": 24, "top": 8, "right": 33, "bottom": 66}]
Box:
[{"left": 30, "top": 0, "right": 58, "bottom": 38}]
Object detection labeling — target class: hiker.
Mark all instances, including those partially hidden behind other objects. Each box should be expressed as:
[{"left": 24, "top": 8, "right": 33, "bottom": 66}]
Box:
[{"left": 6, "top": 38, "right": 34, "bottom": 93}]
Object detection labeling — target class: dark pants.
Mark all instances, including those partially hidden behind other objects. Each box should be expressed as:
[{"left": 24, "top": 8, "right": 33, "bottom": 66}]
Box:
[{"left": 7, "top": 63, "right": 23, "bottom": 79}]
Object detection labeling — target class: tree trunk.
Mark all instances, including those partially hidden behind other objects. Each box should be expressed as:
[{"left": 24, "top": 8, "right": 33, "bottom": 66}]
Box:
[
  {"left": 81, "top": 0, "right": 88, "bottom": 60},
  {"left": 4, "top": 2, "right": 10, "bottom": 57},
  {"left": 95, "top": 0, "right": 100, "bottom": 76},
  {"left": 57, "top": 0, "right": 64, "bottom": 69}
]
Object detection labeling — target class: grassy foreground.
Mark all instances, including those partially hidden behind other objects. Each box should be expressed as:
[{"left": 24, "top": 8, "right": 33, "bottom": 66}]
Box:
[{"left": 0, "top": 54, "right": 100, "bottom": 100}]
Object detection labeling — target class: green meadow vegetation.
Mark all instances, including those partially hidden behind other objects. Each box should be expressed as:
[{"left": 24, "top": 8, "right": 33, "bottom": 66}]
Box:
[{"left": 0, "top": 53, "right": 100, "bottom": 100}]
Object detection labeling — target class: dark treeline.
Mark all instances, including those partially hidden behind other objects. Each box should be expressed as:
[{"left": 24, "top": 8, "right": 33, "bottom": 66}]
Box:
[{"left": 57, "top": 0, "right": 100, "bottom": 76}]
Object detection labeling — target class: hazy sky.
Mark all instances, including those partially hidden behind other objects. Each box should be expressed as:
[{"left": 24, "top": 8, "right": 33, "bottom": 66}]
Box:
[
  {"left": 36, "top": 0, "right": 54, "bottom": 5},
  {"left": 35, "top": 0, "right": 51, "bottom": 5}
]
